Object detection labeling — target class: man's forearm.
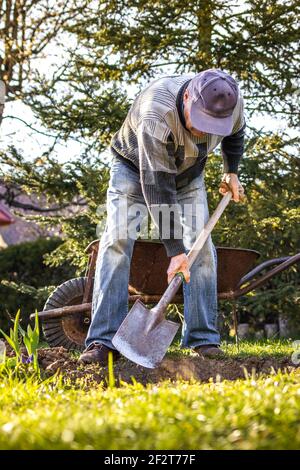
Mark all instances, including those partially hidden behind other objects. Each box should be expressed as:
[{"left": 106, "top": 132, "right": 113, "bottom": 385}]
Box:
[{"left": 221, "top": 123, "right": 245, "bottom": 174}]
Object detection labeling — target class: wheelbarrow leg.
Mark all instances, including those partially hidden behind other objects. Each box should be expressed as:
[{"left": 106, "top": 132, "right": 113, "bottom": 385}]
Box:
[
  {"left": 82, "top": 246, "right": 98, "bottom": 304},
  {"left": 232, "top": 299, "right": 240, "bottom": 351}
]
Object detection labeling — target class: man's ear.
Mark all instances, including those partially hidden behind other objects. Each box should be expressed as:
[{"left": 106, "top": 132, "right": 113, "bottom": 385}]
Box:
[{"left": 183, "top": 90, "right": 189, "bottom": 102}]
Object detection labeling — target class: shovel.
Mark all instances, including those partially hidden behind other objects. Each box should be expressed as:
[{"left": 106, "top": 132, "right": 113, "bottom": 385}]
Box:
[{"left": 112, "top": 191, "right": 232, "bottom": 368}]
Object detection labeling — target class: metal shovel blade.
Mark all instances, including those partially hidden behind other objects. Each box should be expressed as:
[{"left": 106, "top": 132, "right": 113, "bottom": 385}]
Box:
[{"left": 112, "top": 299, "right": 179, "bottom": 368}]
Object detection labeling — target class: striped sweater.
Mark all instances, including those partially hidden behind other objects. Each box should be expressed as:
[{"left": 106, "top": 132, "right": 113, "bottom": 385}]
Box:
[{"left": 111, "top": 74, "right": 245, "bottom": 257}]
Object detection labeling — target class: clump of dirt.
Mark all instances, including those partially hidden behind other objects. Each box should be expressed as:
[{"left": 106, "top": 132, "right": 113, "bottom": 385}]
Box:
[{"left": 36, "top": 347, "right": 298, "bottom": 388}]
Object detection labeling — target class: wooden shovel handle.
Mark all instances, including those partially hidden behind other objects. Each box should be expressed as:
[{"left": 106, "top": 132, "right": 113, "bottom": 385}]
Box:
[
  {"left": 187, "top": 191, "right": 232, "bottom": 267},
  {"left": 155, "top": 192, "right": 232, "bottom": 312}
]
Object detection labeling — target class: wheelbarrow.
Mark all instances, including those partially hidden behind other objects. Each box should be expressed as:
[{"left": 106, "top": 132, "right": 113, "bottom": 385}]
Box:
[{"left": 30, "top": 240, "right": 300, "bottom": 351}]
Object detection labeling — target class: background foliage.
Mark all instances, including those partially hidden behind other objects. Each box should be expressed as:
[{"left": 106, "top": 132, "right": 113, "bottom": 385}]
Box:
[{"left": 0, "top": 238, "right": 76, "bottom": 332}]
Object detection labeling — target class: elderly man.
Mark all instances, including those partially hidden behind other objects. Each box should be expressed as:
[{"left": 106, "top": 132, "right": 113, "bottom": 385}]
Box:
[{"left": 79, "top": 68, "right": 245, "bottom": 365}]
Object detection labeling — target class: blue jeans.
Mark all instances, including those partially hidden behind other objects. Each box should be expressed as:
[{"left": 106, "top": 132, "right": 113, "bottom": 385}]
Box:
[{"left": 86, "top": 157, "right": 220, "bottom": 350}]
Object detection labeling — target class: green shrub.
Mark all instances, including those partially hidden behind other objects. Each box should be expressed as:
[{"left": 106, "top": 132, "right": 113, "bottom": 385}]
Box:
[
  {"left": 0, "top": 237, "right": 77, "bottom": 332},
  {"left": 205, "top": 145, "right": 300, "bottom": 332}
]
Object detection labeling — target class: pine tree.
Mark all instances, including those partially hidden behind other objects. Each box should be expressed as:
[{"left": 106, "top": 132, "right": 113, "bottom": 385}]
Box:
[{"left": 0, "top": 0, "right": 91, "bottom": 123}]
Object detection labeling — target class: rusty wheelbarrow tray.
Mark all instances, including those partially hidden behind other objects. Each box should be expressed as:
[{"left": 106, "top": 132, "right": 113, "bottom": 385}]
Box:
[{"left": 30, "top": 240, "right": 300, "bottom": 351}]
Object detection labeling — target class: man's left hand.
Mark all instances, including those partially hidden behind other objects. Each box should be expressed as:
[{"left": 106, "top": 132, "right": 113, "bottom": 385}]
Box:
[{"left": 219, "top": 173, "right": 245, "bottom": 203}]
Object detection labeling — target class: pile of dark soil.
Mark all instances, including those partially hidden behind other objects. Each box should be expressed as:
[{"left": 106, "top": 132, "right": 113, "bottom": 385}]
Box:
[{"left": 36, "top": 347, "right": 297, "bottom": 388}]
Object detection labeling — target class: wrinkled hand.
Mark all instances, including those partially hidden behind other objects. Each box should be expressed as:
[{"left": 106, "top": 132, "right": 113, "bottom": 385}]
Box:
[
  {"left": 219, "top": 173, "right": 245, "bottom": 203},
  {"left": 167, "top": 253, "right": 190, "bottom": 284}
]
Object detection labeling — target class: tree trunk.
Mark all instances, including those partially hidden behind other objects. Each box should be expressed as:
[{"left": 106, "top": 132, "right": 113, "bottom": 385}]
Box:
[
  {"left": 196, "top": 0, "right": 213, "bottom": 69},
  {"left": 0, "top": 80, "right": 5, "bottom": 126}
]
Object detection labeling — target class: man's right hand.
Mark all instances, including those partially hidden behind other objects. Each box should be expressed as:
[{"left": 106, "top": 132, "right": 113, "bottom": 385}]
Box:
[{"left": 167, "top": 253, "right": 190, "bottom": 284}]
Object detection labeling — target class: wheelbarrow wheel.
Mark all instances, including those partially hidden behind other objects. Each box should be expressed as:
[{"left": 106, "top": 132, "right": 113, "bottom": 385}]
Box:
[{"left": 42, "top": 277, "right": 91, "bottom": 351}]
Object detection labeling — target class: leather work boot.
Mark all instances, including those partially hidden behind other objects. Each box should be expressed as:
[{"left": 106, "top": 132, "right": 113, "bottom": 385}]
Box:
[
  {"left": 79, "top": 342, "right": 120, "bottom": 365},
  {"left": 195, "top": 345, "right": 225, "bottom": 359}
]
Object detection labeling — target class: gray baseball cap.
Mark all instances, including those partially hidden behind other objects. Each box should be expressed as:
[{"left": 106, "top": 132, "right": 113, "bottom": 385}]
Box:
[{"left": 188, "top": 69, "right": 239, "bottom": 136}]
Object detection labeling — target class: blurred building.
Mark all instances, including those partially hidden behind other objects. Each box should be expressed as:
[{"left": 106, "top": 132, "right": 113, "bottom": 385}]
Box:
[
  {"left": 0, "top": 203, "right": 14, "bottom": 248},
  {"left": 0, "top": 186, "right": 59, "bottom": 249},
  {"left": 0, "top": 184, "right": 84, "bottom": 249}
]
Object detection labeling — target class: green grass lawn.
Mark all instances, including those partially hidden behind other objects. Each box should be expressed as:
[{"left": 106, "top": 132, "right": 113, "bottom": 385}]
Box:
[
  {"left": 0, "top": 360, "right": 299, "bottom": 449},
  {"left": 0, "top": 339, "right": 299, "bottom": 450},
  {"left": 68, "top": 338, "right": 296, "bottom": 361},
  {"left": 169, "top": 338, "right": 296, "bottom": 358}
]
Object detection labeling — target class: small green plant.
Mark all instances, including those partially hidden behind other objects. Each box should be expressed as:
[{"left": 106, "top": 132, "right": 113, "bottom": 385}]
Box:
[
  {"left": 0, "top": 309, "right": 22, "bottom": 359},
  {"left": 107, "top": 351, "right": 115, "bottom": 388},
  {"left": 19, "top": 310, "right": 40, "bottom": 374},
  {"left": 0, "top": 309, "right": 40, "bottom": 376}
]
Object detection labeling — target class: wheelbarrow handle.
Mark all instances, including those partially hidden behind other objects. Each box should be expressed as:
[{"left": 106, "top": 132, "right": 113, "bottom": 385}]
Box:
[
  {"left": 238, "top": 257, "right": 290, "bottom": 287},
  {"left": 233, "top": 252, "right": 300, "bottom": 298}
]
